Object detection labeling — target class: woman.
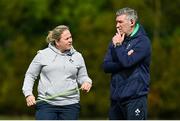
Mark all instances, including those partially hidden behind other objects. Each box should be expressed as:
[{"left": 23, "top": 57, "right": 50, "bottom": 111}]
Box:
[{"left": 22, "top": 25, "right": 92, "bottom": 120}]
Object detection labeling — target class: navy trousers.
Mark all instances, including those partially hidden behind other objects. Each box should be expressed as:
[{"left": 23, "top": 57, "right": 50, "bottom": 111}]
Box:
[
  {"left": 35, "top": 102, "right": 80, "bottom": 120},
  {"left": 109, "top": 96, "right": 147, "bottom": 120}
]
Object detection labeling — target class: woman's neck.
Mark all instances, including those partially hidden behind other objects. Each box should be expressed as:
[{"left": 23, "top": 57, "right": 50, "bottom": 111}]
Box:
[{"left": 55, "top": 45, "right": 65, "bottom": 53}]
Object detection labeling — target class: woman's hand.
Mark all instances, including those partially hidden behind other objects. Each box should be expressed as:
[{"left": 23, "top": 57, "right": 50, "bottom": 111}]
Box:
[
  {"left": 26, "top": 95, "right": 36, "bottom": 107},
  {"left": 81, "top": 82, "right": 92, "bottom": 93}
]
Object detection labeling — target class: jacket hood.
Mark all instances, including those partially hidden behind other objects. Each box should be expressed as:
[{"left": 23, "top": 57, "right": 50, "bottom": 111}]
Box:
[{"left": 48, "top": 43, "right": 76, "bottom": 56}]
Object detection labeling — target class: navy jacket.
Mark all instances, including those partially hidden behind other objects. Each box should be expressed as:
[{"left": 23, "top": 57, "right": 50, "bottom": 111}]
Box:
[{"left": 103, "top": 24, "right": 151, "bottom": 102}]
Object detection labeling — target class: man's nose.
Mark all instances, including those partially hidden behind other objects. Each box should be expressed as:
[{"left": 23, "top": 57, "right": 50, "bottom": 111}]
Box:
[
  {"left": 69, "top": 38, "right": 72, "bottom": 42},
  {"left": 116, "top": 23, "right": 120, "bottom": 28}
]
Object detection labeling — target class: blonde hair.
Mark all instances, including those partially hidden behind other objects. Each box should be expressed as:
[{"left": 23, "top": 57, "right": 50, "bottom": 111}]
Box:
[{"left": 46, "top": 25, "right": 69, "bottom": 44}]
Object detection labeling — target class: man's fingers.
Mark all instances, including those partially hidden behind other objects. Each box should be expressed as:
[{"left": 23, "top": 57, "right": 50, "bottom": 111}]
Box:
[
  {"left": 117, "top": 28, "right": 120, "bottom": 34},
  {"left": 121, "top": 33, "right": 125, "bottom": 37},
  {"left": 128, "top": 49, "right": 134, "bottom": 56}
]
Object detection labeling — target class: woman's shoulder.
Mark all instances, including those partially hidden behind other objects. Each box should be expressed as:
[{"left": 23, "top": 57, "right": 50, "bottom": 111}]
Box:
[
  {"left": 36, "top": 47, "right": 56, "bottom": 59},
  {"left": 35, "top": 47, "right": 56, "bottom": 64},
  {"left": 37, "top": 47, "right": 53, "bottom": 54},
  {"left": 73, "top": 50, "right": 83, "bottom": 57}
]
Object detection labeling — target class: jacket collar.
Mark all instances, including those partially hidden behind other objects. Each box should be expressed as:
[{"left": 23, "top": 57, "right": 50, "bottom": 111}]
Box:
[
  {"left": 48, "top": 43, "right": 76, "bottom": 56},
  {"left": 130, "top": 23, "right": 140, "bottom": 37},
  {"left": 125, "top": 23, "right": 147, "bottom": 41}
]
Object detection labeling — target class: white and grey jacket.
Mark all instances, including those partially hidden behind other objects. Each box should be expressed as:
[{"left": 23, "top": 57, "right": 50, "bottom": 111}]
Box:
[{"left": 22, "top": 43, "right": 92, "bottom": 106}]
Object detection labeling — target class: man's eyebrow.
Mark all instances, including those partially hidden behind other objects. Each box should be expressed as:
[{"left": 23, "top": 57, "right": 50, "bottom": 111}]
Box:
[{"left": 116, "top": 20, "right": 122, "bottom": 22}]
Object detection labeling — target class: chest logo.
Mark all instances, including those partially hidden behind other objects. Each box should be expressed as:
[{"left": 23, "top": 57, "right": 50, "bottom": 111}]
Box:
[{"left": 135, "top": 108, "right": 141, "bottom": 116}]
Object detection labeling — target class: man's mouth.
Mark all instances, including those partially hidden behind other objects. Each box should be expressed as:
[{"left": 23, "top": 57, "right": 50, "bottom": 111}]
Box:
[{"left": 117, "top": 27, "right": 121, "bottom": 31}]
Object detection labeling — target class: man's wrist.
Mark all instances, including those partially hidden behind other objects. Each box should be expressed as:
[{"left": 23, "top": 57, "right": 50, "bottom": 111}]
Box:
[{"left": 114, "top": 42, "right": 122, "bottom": 47}]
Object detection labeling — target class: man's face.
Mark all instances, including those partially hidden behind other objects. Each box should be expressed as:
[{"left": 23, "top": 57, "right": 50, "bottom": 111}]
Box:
[
  {"left": 116, "top": 14, "right": 132, "bottom": 36},
  {"left": 56, "top": 29, "right": 72, "bottom": 52}
]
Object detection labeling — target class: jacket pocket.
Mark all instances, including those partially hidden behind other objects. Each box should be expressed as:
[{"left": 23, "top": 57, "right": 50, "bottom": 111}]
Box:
[
  {"left": 45, "top": 79, "right": 78, "bottom": 99},
  {"left": 112, "top": 73, "right": 144, "bottom": 100},
  {"left": 118, "top": 78, "right": 143, "bottom": 99},
  {"left": 110, "top": 74, "right": 125, "bottom": 99}
]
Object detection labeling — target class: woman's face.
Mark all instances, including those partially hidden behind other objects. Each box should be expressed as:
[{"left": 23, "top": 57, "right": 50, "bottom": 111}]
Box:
[
  {"left": 116, "top": 14, "right": 133, "bottom": 36},
  {"left": 56, "top": 29, "right": 72, "bottom": 52}
]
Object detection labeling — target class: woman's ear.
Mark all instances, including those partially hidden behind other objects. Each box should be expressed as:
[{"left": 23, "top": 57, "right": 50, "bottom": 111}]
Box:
[{"left": 55, "top": 40, "right": 59, "bottom": 46}]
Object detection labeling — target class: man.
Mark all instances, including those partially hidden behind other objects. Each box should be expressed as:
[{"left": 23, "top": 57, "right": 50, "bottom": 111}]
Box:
[{"left": 103, "top": 7, "right": 151, "bottom": 120}]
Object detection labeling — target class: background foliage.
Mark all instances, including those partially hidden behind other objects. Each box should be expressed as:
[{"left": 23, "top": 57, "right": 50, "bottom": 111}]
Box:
[{"left": 0, "top": 0, "right": 179, "bottom": 119}]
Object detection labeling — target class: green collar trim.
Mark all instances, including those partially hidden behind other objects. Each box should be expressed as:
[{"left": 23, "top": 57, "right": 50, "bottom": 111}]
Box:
[{"left": 130, "top": 23, "right": 139, "bottom": 37}]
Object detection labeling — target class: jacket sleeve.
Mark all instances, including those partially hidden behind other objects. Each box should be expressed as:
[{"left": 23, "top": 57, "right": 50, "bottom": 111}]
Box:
[
  {"left": 103, "top": 43, "right": 123, "bottom": 73},
  {"left": 114, "top": 37, "right": 151, "bottom": 68},
  {"left": 22, "top": 51, "right": 42, "bottom": 97},
  {"left": 77, "top": 54, "right": 92, "bottom": 85}
]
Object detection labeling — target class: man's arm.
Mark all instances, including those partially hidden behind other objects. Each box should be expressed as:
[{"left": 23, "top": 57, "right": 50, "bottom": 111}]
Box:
[
  {"left": 103, "top": 43, "right": 123, "bottom": 73},
  {"left": 113, "top": 37, "right": 151, "bottom": 67}
]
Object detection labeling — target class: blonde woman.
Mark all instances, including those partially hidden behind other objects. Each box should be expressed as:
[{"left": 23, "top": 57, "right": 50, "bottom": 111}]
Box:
[{"left": 22, "top": 25, "right": 92, "bottom": 120}]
